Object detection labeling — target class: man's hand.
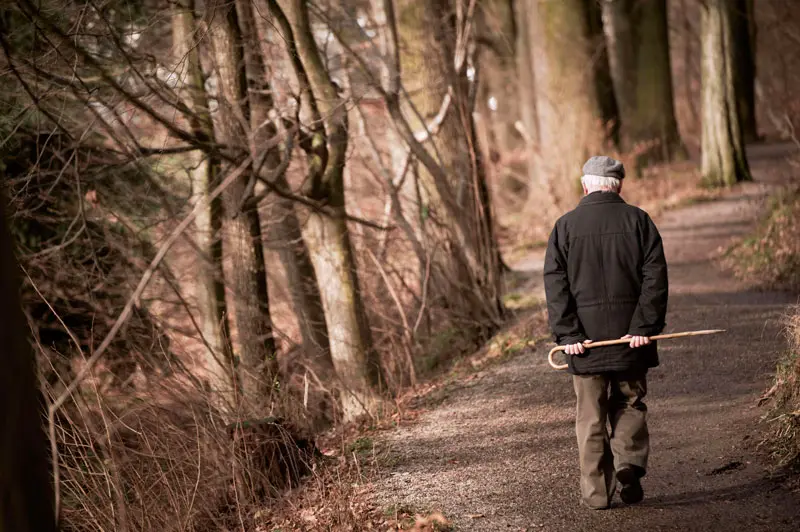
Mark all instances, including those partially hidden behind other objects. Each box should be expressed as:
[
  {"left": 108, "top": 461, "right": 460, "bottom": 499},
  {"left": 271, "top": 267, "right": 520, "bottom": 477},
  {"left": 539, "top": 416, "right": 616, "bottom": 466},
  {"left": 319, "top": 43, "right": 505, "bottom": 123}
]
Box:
[
  {"left": 622, "top": 334, "right": 651, "bottom": 348},
  {"left": 565, "top": 339, "right": 593, "bottom": 355}
]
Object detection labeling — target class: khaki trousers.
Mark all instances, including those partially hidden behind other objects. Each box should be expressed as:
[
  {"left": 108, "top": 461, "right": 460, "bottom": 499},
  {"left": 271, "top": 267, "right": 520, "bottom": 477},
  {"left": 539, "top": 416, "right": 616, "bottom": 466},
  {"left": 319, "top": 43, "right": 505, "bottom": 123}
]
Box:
[{"left": 572, "top": 372, "right": 649, "bottom": 508}]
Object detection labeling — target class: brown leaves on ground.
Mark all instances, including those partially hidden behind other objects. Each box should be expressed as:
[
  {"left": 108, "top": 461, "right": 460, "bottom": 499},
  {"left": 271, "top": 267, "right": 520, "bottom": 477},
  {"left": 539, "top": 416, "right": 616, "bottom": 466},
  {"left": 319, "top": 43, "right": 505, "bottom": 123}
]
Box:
[
  {"left": 257, "top": 464, "right": 452, "bottom": 531},
  {"left": 466, "top": 308, "right": 550, "bottom": 370},
  {"left": 407, "top": 512, "right": 451, "bottom": 531}
]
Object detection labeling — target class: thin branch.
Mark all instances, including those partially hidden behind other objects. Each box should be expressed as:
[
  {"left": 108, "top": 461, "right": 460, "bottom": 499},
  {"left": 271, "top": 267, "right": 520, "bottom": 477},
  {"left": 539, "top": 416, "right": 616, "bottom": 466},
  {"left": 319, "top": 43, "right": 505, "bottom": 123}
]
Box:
[
  {"left": 412, "top": 248, "right": 433, "bottom": 336},
  {"left": 15, "top": 0, "right": 214, "bottom": 154},
  {"left": 47, "top": 156, "right": 253, "bottom": 418}
]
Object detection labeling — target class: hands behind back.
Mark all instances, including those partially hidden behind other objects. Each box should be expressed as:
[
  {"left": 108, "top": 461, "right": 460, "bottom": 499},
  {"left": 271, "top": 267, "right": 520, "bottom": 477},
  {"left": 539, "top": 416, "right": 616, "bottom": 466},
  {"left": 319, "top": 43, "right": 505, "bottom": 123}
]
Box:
[
  {"left": 622, "top": 334, "right": 651, "bottom": 348},
  {"left": 564, "top": 335, "right": 651, "bottom": 356},
  {"left": 565, "top": 339, "right": 593, "bottom": 355}
]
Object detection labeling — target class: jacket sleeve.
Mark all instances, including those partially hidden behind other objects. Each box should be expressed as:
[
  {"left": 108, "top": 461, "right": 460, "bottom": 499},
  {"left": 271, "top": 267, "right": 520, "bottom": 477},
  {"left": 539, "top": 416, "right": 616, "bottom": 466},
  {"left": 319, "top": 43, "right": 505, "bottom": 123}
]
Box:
[
  {"left": 543, "top": 222, "right": 586, "bottom": 345},
  {"left": 628, "top": 214, "right": 669, "bottom": 336}
]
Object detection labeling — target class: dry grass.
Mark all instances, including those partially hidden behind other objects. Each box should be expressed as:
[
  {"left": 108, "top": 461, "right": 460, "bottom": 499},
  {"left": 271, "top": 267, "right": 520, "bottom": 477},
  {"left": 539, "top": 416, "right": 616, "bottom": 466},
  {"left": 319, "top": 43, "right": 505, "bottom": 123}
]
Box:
[
  {"left": 50, "top": 377, "right": 318, "bottom": 532},
  {"left": 761, "top": 311, "right": 800, "bottom": 469},
  {"left": 731, "top": 182, "right": 800, "bottom": 469},
  {"left": 725, "top": 185, "right": 800, "bottom": 291},
  {"left": 255, "top": 411, "right": 454, "bottom": 531}
]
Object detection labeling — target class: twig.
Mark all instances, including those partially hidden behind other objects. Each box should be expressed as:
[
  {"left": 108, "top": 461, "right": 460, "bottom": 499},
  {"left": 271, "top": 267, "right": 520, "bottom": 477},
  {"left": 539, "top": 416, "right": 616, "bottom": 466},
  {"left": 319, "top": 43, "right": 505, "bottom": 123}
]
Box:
[
  {"left": 21, "top": 265, "right": 86, "bottom": 522},
  {"left": 412, "top": 249, "right": 433, "bottom": 336},
  {"left": 367, "top": 249, "right": 417, "bottom": 385},
  {"left": 48, "top": 156, "right": 252, "bottom": 418}
]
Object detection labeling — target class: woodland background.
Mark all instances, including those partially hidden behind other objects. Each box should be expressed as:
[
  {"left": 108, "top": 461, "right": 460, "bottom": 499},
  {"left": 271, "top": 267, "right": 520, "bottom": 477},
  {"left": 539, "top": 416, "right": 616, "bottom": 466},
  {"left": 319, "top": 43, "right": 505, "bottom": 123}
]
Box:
[{"left": 1, "top": 0, "right": 799, "bottom": 530}]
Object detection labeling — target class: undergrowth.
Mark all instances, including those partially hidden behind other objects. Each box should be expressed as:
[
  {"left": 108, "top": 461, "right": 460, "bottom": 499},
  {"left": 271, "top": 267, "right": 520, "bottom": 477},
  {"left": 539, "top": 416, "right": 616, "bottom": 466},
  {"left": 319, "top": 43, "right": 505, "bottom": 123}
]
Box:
[
  {"left": 725, "top": 186, "right": 800, "bottom": 291},
  {"left": 736, "top": 185, "right": 800, "bottom": 469},
  {"left": 761, "top": 311, "right": 800, "bottom": 470}
]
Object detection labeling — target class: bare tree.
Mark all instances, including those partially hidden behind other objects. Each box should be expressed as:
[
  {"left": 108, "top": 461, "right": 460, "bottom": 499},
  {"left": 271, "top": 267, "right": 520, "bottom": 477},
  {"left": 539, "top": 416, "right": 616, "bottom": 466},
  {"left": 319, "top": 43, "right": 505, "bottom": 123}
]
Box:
[
  {"left": 393, "top": 0, "right": 504, "bottom": 326},
  {"left": 524, "top": 0, "right": 609, "bottom": 216},
  {"left": 475, "top": 0, "right": 519, "bottom": 161},
  {"left": 234, "top": 0, "right": 334, "bottom": 376},
  {"left": 208, "top": 0, "right": 279, "bottom": 407},
  {"left": 700, "top": 0, "right": 752, "bottom": 186},
  {"left": 586, "top": 0, "right": 619, "bottom": 144},
  {"left": 604, "top": 0, "right": 684, "bottom": 165},
  {"left": 732, "top": 0, "right": 758, "bottom": 142},
  {"left": 272, "top": 0, "right": 384, "bottom": 421},
  {"left": 514, "top": 0, "right": 539, "bottom": 160},
  {"left": 171, "top": 0, "right": 236, "bottom": 406}
]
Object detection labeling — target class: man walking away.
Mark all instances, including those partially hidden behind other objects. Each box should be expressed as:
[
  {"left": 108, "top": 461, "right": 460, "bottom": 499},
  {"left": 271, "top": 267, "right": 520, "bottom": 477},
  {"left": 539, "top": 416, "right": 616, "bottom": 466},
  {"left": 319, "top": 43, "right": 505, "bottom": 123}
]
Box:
[{"left": 543, "top": 156, "right": 669, "bottom": 510}]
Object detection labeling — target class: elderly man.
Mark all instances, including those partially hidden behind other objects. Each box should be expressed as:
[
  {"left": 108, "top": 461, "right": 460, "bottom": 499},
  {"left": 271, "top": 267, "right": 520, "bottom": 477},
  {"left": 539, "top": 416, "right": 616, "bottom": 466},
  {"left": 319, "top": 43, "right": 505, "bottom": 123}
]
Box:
[{"left": 543, "top": 155, "right": 669, "bottom": 510}]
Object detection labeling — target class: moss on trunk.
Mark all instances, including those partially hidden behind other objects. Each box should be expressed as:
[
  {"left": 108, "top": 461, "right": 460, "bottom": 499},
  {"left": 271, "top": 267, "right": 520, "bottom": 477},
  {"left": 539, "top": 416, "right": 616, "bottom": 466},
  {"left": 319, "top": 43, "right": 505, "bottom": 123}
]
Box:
[
  {"left": 172, "top": 0, "right": 236, "bottom": 407},
  {"left": 700, "top": 0, "right": 751, "bottom": 187},
  {"left": 210, "top": 0, "right": 278, "bottom": 408},
  {"left": 526, "top": 0, "right": 607, "bottom": 215},
  {"left": 604, "top": 0, "right": 684, "bottom": 167},
  {"left": 276, "top": 0, "right": 384, "bottom": 420}
]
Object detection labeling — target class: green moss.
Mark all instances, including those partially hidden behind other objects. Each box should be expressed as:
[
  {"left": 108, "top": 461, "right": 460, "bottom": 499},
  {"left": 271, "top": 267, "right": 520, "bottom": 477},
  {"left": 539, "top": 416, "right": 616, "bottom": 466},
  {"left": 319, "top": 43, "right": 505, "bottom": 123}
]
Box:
[{"left": 348, "top": 436, "right": 374, "bottom": 455}]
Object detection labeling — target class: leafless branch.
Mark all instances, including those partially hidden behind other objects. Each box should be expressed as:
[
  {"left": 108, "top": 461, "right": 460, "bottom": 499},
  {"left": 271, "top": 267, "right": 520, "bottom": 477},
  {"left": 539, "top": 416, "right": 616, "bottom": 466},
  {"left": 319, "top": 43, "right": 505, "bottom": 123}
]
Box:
[{"left": 48, "top": 156, "right": 253, "bottom": 418}]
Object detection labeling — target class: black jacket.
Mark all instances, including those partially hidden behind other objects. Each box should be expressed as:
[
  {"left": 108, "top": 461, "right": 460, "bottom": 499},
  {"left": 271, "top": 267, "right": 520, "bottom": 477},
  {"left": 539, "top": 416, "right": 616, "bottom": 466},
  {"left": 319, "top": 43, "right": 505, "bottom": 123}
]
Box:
[{"left": 543, "top": 192, "right": 668, "bottom": 375}]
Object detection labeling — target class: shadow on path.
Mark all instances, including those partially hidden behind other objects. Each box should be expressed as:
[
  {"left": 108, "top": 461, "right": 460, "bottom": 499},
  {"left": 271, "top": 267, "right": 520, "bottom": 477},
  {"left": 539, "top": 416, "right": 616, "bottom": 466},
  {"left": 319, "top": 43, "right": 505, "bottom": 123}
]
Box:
[{"left": 374, "top": 154, "right": 800, "bottom": 531}]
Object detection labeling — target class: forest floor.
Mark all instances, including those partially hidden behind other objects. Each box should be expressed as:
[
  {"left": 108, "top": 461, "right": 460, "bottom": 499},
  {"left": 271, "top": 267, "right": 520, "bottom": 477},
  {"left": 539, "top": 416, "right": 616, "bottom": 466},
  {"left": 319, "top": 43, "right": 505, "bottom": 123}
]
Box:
[{"left": 371, "top": 143, "right": 800, "bottom": 531}]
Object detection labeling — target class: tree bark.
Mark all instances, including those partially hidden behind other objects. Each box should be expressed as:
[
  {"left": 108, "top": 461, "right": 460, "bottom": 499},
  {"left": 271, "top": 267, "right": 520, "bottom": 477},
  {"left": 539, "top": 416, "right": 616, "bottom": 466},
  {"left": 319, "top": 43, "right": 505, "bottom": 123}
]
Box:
[
  {"left": 476, "top": 0, "right": 519, "bottom": 157},
  {"left": 0, "top": 188, "right": 57, "bottom": 531},
  {"left": 586, "top": 0, "right": 619, "bottom": 145},
  {"left": 209, "top": 0, "right": 278, "bottom": 408},
  {"left": 732, "top": 0, "right": 758, "bottom": 142},
  {"left": 514, "top": 0, "right": 539, "bottom": 161},
  {"left": 395, "top": 0, "right": 504, "bottom": 324},
  {"left": 235, "top": 0, "right": 333, "bottom": 374},
  {"left": 604, "top": 0, "right": 684, "bottom": 166},
  {"left": 274, "top": 0, "right": 383, "bottom": 421},
  {"left": 171, "top": 0, "right": 237, "bottom": 407},
  {"left": 700, "top": 0, "right": 752, "bottom": 186},
  {"left": 526, "top": 0, "right": 608, "bottom": 216}
]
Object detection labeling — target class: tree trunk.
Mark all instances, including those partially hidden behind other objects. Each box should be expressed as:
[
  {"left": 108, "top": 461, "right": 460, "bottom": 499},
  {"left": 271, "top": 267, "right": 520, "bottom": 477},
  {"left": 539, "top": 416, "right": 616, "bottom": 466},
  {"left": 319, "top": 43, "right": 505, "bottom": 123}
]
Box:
[
  {"left": 604, "top": 0, "right": 684, "bottom": 166},
  {"left": 732, "top": 0, "right": 758, "bottom": 142},
  {"left": 301, "top": 212, "right": 381, "bottom": 419},
  {"left": 700, "top": 0, "right": 751, "bottom": 187},
  {"left": 209, "top": 0, "right": 278, "bottom": 408},
  {"left": 586, "top": 0, "right": 619, "bottom": 145},
  {"left": 235, "top": 0, "right": 333, "bottom": 374},
  {"left": 396, "top": 0, "right": 504, "bottom": 325},
  {"left": 0, "top": 188, "right": 57, "bottom": 531},
  {"left": 171, "top": 0, "right": 236, "bottom": 407},
  {"left": 476, "top": 0, "right": 519, "bottom": 157},
  {"left": 514, "top": 0, "right": 539, "bottom": 170},
  {"left": 526, "top": 0, "right": 608, "bottom": 216},
  {"left": 268, "top": 201, "right": 332, "bottom": 369},
  {"left": 275, "top": 0, "right": 383, "bottom": 421}
]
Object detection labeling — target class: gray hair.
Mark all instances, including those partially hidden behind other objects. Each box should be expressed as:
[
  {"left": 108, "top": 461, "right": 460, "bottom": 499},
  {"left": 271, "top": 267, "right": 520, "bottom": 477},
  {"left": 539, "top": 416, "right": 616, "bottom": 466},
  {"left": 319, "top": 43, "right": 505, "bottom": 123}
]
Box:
[{"left": 581, "top": 173, "right": 622, "bottom": 193}]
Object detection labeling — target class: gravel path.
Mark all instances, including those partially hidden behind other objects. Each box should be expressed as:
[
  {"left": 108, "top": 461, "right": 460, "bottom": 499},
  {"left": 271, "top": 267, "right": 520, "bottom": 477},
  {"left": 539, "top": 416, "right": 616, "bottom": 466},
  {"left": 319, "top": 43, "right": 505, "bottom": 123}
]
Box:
[{"left": 373, "top": 153, "right": 800, "bottom": 531}]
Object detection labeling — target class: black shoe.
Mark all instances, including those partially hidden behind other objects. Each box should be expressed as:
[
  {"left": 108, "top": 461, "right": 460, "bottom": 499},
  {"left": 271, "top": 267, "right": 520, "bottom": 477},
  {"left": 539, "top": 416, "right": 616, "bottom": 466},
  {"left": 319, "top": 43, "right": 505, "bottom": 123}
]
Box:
[{"left": 616, "top": 467, "right": 644, "bottom": 504}]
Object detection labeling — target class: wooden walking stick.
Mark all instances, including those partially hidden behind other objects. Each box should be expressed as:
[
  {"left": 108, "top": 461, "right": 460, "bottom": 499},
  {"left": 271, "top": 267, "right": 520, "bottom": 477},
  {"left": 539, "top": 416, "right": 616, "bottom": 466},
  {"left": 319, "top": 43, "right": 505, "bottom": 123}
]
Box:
[{"left": 548, "top": 329, "right": 726, "bottom": 370}]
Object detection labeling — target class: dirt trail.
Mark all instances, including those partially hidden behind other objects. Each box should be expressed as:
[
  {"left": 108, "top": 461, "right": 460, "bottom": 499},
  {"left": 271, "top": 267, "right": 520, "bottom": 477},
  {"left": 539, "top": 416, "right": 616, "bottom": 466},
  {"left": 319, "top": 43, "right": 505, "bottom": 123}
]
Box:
[{"left": 373, "top": 147, "right": 800, "bottom": 531}]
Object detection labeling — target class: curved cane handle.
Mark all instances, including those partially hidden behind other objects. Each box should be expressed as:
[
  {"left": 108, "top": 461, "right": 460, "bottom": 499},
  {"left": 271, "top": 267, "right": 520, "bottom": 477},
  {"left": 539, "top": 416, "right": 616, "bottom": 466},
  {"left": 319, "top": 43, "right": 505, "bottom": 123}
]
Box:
[{"left": 548, "top": 345, "right": 568, "bottom": 370}]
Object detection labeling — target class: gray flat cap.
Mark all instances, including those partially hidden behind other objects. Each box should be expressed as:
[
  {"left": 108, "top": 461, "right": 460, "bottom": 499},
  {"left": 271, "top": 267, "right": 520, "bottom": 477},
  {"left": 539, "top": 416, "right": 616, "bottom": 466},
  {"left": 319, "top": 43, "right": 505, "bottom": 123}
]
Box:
[{"left": 582, "top": 155, "right": 625, "bottom": 179}]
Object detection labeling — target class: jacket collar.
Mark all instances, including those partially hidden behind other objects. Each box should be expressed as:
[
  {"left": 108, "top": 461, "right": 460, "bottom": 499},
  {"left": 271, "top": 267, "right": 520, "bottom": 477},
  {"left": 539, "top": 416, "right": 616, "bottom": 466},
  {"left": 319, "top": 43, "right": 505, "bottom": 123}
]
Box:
[{"left": 578, "top": 191, "right": 627, "bottom": 206}]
